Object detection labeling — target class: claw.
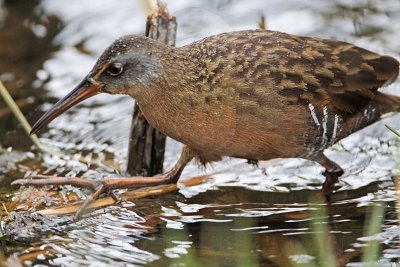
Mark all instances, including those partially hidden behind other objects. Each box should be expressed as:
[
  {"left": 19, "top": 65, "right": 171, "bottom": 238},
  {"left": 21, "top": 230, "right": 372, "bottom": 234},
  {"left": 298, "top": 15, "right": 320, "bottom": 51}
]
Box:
[
  {"left": 75, "top": 184, "right": 105, "bottom": 220},
  {"left": 110, "top": 191, "right": 122, "bottom": 203},
  {"left": 11, "top": 175, "right": 56, "bottom": 185},
  {"left": 12, "top": 176, "right": 106, "bottom": 219},
  {"left": 11, "top": 175, "right": 170, "bottom": 219},
  {"left": 32, "top": 175, "right": 57, "bottom": 179},
  {"left": 11, "top": 146, "right": 193, "bottom": 219},
  {"left": 12, "top": 172, "right": 181, "bottom": 219},
  {"left": 11, "top": 179, "right": 29, "bottom": 186}
]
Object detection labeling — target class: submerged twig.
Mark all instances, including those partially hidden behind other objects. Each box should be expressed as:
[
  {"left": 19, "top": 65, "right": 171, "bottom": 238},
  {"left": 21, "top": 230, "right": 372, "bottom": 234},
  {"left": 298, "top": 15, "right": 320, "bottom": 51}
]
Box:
[{"left": 2, "top": 202, "right": 8, "bottom": 215}]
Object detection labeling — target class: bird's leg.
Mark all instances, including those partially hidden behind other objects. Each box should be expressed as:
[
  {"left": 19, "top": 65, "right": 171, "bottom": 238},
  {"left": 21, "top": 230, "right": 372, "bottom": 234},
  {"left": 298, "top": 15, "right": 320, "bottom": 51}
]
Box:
[
  {"left": 12, "top": 145, "right": 195, "bottom": 218},
  {"left": 310, "top": 152, "right": 344, "bottom": 201}
]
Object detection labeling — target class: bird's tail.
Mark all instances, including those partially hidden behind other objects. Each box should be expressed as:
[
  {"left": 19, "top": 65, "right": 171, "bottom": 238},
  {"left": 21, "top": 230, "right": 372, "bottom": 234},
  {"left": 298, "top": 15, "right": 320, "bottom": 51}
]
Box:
[{"left": 375, "top": 92, "right": 400, "bottom": 114}]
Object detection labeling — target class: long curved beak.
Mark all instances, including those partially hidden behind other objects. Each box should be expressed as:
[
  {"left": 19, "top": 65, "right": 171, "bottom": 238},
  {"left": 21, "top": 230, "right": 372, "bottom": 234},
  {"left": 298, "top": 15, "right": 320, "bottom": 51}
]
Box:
[{"left": 30, "top": 75, "right": 104, "bottom": 135}]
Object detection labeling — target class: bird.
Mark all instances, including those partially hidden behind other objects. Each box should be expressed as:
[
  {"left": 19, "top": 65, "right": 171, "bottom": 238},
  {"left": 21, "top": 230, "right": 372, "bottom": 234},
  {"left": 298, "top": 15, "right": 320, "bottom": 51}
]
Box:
[{"left": 13, "top": 29, "right": 399, "bottom": 218}]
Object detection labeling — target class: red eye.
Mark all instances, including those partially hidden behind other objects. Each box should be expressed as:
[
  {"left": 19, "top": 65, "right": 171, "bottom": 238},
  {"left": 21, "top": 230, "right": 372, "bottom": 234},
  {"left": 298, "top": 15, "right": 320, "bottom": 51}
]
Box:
[{"left": 107, "top": 63, "right": 123, "bottom": 76}]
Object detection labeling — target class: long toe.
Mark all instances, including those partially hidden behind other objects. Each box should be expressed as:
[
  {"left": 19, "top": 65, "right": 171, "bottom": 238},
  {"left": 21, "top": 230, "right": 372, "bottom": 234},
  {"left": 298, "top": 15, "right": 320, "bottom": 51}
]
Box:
[
  {"left": 11, "top": 179, "right": 30, "bottom": 186},
  {"left": 12, "top": 176, "right": 101, "bottom": 189}
]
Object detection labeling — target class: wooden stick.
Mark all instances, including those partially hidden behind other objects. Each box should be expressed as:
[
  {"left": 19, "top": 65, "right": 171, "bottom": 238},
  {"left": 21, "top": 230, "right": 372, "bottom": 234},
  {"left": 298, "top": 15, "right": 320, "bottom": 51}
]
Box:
[{"left": 126, "top": 1, "right": 177, "bottom": 176}]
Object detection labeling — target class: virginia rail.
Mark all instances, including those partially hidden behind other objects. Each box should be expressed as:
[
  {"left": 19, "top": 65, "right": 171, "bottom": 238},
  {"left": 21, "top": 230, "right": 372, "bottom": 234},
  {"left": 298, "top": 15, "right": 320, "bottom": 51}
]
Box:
[{"left": 13, "top": 30, "right": 399, "bottom": 217}]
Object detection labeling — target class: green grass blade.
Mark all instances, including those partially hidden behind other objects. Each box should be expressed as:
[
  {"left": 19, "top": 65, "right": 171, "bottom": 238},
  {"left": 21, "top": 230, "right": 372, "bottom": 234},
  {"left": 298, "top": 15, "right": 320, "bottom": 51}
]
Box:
[
  {"left": 233, "top": 217, "right": 258, "bottom": 267},
  {"left": 309, "top": 203, "right": 337, "bottom": 267},
  {"left": 385, "top": 124, "right": 400, "bottom": 138},
  {"left": 361, "top": 202, "right": 385, "bottom": 267}
]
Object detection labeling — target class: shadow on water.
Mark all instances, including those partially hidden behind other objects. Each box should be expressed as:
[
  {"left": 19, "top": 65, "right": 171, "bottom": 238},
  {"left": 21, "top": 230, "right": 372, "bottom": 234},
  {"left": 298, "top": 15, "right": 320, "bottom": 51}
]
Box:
[{"left": 0, "top": 0, "right": 399, "bottom": 266}]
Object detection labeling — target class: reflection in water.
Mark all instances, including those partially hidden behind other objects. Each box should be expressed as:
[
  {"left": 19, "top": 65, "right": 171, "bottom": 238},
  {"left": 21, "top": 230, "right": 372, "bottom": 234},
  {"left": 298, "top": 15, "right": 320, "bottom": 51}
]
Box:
[{"left": 0, "top": 0, "right": 399, "bottom": 266}]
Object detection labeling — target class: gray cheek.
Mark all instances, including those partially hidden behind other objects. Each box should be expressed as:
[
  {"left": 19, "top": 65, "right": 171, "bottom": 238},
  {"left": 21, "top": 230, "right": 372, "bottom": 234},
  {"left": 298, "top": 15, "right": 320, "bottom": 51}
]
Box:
[
  {"left": 129, "top": 55, "right": 162, "bottom": 87},
  {"left": 135, "top": 67, "right": 160, "bottom": 86}
]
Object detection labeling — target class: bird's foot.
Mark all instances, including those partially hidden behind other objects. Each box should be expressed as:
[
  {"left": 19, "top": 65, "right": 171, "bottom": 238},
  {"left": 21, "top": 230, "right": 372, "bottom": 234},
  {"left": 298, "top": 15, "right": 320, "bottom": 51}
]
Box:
[
  {"left": 322, "top": 168, "right": 344, "bottom": 202},
  {"left": 12, "top": 174, "right": 175, "bottom": 220}
]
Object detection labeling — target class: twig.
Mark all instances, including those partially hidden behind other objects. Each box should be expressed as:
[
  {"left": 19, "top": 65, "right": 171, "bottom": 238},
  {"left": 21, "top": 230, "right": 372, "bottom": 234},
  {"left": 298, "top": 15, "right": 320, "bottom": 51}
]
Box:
[
  {"left": 258, "top": 15, "right": 267, "bottom": 30},
  {"left": 2, "top": 202, "right": 8, "bottom": 215}
]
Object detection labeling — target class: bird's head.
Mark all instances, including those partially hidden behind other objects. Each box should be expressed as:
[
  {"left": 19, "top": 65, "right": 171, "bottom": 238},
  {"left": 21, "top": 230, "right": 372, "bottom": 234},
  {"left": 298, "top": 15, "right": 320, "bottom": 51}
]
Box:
[{"left": 30, "top": 35, "right": 165, "bottom": 134}]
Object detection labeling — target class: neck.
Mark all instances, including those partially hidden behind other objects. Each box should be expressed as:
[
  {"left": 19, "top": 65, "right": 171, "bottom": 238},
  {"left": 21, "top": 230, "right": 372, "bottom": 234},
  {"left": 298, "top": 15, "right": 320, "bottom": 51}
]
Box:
[{"left": 132, "top": 46, "right": 201, "bottom": 141}]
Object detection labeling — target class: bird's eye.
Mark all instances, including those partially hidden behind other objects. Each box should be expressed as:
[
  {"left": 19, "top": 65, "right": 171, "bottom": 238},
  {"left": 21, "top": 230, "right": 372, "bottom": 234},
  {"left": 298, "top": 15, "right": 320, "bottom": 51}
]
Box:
[{"left": 107, "top": 63, "right": 123, "bottom": 76}]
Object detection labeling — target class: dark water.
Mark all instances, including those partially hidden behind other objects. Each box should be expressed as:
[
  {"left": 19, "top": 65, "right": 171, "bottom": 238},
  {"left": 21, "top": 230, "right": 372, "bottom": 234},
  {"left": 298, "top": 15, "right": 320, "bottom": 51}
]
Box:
[{"left": 0, "top": 0, "right": 399, "bottom": 266}]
